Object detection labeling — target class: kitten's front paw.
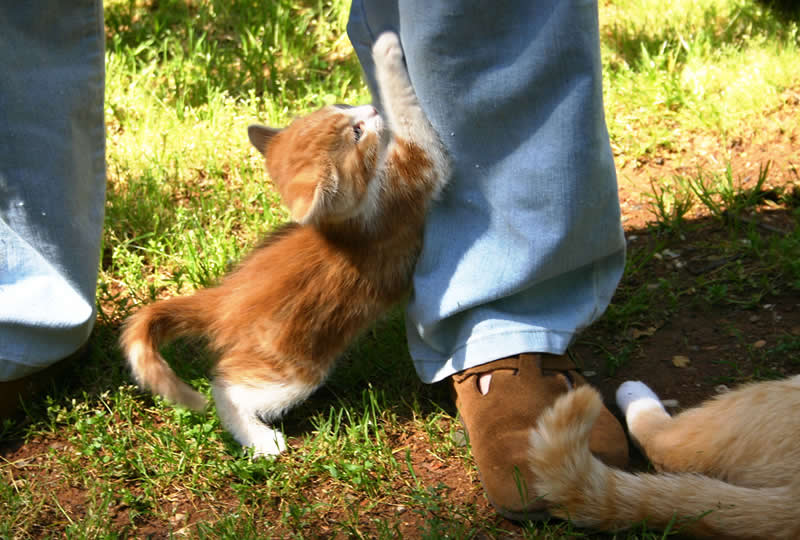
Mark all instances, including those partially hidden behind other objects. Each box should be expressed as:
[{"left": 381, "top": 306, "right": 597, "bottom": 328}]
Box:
[
  {"left": 372, "top": 31, "right": 404, "bottom": 66},
  {"left": 249, "top": 428, "right": 287, "bottom": 458}
]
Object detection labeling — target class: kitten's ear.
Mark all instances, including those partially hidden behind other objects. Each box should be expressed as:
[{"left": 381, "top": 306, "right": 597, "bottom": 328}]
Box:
[
  {"left": 248, "top": 124, "right": 281, "bottom": 156},
  {"left": 286, "top": 171, "right": 359, "bottom": 226}
]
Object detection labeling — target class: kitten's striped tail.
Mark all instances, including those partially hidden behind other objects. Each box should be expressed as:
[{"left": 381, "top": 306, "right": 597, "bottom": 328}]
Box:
[
  {"left": 528, "top": 386, "right": 799, "bottom": 540},
  {"left": 120, "top": 294, "right": 213, "bottom": 411}
]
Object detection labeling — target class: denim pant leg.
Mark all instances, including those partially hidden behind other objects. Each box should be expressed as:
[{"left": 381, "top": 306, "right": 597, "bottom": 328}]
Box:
[
  {"left": 349, "top": 1, "right": 626, "bottom": 383},
  {"left": 0, "top": 1, "right": 106, "bottom": 381}
]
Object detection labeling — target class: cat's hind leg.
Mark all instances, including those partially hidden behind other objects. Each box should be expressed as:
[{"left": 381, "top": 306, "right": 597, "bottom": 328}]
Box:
[
  {"left": 212, "top": 378, "right": 315, "bottom": 457},
  {"left": 616, "top": 381, "right": 672, "bottom": 452},
  {"left": 617, "top": 381, "right": 721, "bottom": 473}
]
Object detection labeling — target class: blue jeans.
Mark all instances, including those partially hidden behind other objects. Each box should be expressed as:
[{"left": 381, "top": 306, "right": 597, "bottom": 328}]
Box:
[
  {"left": 0, "top": 1, "right": 106, "bottom": 380},
  {"left": 348, "top": 0, "right": 626, "bottom": 382}
]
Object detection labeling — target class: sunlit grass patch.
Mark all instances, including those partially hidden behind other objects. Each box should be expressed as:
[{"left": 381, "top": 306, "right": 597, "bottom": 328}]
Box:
[{"left": 601, "top": 0, "right": 800, "bottom": 156}]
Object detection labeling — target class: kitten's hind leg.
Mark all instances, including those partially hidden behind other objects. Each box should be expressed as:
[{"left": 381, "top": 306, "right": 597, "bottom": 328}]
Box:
[{"left": 212, "top": 379, "right": 315, "bottom": 457}]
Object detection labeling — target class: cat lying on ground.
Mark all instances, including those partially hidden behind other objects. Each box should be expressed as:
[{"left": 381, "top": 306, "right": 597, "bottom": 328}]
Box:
[
  {"left": 528, "top": 376, "right": 800, "bottom": 539},
  {"left": 120, "top": 32, "right": 450, "bottom": 456}
]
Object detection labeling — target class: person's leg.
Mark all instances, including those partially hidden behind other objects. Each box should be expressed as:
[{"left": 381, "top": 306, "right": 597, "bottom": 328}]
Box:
[
  {"left": 349, "top": 0, "right": 628, "bottom": 519},
  {"left": 350, "top": 0, "right": 624, "bottom": 379},
  {"left": 0, "top": 1, "right": 105, "bottom": 400}
]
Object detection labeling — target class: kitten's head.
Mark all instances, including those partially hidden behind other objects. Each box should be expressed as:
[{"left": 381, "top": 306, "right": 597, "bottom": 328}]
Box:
[{"left": 248, "top": 104, "right": 386, "bottom": 226}]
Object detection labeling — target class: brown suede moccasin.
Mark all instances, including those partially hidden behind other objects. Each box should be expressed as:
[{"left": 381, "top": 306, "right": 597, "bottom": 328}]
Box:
[{"left": 451, "top": 352, "right": 628, "bottom": 521}]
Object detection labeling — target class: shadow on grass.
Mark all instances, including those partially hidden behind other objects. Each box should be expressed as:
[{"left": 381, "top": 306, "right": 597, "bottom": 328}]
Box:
[
  {"left": 756, "top": 0, "right": 800, "bottom": 19},
  {"left": 1, "top": 197, "right": 798, "bottom": 540},
  {"left": 604, "top": 0, "right": 799, "bottom": 74},
  {"left": 5, "top": 197, "right": 800, "bottom": 452},
  {"left": 104, "top": 0, "right": 363, "bottom": 105}
]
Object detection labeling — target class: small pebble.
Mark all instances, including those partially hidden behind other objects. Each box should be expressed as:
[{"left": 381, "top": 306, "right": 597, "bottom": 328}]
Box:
[
  {"left": 169, "top": 513, "right": 188, "bottom": 527},
  {"left": 451, "top": 429, "right": 468, "bottom": 447}
]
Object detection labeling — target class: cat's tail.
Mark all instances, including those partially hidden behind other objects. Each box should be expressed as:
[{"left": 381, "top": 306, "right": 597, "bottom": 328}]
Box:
[
  {"left": 528, "top": 386, "right": 798, "bottom": 540},
  {"left": 120, "top": 293, "right": 215, "bottom": 411}
]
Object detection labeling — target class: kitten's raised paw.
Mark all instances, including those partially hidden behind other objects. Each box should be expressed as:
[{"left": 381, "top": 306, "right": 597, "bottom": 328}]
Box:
[{"left": 372, "top": 31, "right": 404, "bottom": 65}]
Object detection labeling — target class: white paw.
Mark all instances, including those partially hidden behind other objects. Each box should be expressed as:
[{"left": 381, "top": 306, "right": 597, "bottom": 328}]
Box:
[
  {"left": 372, "top": 31, "right": 404, "bottom": 65},
  {"left": 249, "top": 428, "right": 287, "bottom": 458},
  {"left": 616, "top": 381, "right": 666, "bottom": 428},
  {"left": 616, "top": 381, "right": 661, "bottom": 414}
]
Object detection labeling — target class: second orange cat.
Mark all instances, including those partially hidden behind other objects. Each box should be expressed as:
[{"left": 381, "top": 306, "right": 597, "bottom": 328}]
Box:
[{"left": 528, "top": 377, "right": 800, "bottom": 539}]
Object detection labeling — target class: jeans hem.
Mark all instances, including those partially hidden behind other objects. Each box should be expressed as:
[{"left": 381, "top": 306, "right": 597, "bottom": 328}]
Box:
[{"left": 412, "top": 328, "right": 575, "bottom": 383}]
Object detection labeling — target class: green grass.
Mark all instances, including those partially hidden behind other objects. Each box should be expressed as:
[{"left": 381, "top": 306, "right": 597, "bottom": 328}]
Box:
[
  {"left": 601, "top": 0, "right": 799, "bottom": 158},
  {"left": 2, "top": 0, "right": 800, "bottom": 537}
]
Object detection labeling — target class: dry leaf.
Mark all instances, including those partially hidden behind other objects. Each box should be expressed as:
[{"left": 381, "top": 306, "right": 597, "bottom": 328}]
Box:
[
  {"left": 631, "top": 326, "right": 657, "bottom": 339},
  {"left": 672, "top": 355, "right": 691, "bottom": 368},
  {"left": 753, "top": 340, "right": 767, "bottom": 349}
]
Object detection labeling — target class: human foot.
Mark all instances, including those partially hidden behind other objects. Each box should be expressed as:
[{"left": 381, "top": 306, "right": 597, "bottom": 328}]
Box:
[{"left": 451, "top": 353, "right": 629, "bottom": 520}]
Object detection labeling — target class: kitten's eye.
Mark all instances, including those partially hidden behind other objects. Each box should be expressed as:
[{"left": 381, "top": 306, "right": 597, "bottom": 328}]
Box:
[{"left": 353, "top": 123, "right": 363, "bottom": 143}]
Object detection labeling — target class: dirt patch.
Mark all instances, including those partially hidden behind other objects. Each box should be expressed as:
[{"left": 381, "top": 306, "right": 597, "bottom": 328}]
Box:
[
  {"left": 616, "top": 86, "right": 800, "bottom": 232},
  {"left": 579, "top": 291, "right": 800, "bottom": 406}
]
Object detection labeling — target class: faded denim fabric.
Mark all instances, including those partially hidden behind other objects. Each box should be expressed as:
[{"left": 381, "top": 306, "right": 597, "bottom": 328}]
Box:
[
  {"left": 348, "top": 0, "right": 626, "bottom": 382},
  {"left": 0, "top": 1, "right": 106, "bottom": 380}
]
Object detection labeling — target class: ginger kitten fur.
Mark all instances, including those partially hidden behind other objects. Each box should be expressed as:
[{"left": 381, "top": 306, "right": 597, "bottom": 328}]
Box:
[
  {"left": 528, "top": 377, "right": 800, "bottom": 539},
  {"left": 120, "top": 32, "right": 449, "bottom": 456}
]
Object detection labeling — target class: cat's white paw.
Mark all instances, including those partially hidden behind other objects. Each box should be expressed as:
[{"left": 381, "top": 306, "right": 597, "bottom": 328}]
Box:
[
  {"left": 616, "top": 380, "right": 665, "bottom": 425},
  {"left": 249, "top": 428, "right": 287, "bottom": 458},
  {"left": 372, "top": 32, "right": 404, "bottom": 65}
]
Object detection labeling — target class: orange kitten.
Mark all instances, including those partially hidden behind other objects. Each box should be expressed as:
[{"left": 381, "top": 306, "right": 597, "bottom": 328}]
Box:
[
  {"left": 120, "top": 32, "right": 449, "bottom": 456},
  {"left": 528, "top": 377, "right": 800, "bottom": 539}
]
